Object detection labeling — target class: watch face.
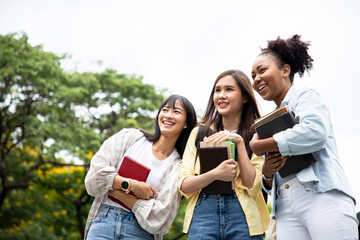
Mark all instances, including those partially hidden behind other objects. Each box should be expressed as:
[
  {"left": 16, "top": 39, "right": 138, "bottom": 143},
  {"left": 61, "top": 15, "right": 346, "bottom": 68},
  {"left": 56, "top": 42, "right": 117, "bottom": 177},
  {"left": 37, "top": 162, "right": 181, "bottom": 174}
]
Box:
[{"left": 121, "top": 180, "right": 129, "bottom": 190}]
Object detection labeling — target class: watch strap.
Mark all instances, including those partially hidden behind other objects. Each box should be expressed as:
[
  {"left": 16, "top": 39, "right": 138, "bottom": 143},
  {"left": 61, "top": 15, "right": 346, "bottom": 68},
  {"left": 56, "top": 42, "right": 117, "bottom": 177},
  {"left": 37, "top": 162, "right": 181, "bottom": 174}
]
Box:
[{"left": 262, "top": 174, "right": 273, "bottom": 181}]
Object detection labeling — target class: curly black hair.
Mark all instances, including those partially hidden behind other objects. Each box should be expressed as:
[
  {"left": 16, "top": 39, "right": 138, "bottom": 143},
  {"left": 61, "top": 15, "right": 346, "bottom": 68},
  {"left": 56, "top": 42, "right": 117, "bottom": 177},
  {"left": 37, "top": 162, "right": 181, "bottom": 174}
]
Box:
[{"left": 260, "top": 34, "right": 314, "bottom": 83}]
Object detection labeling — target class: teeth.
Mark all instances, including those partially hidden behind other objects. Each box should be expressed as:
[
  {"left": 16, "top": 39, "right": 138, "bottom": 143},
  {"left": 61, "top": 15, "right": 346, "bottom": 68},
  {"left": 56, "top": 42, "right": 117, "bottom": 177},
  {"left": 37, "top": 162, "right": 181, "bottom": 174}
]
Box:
[
  {"left": 163, "top": 121, "right": 175, "bottom": 126},
  {"left": 259, "top": 85, "right": 266, "bottom": 91}
]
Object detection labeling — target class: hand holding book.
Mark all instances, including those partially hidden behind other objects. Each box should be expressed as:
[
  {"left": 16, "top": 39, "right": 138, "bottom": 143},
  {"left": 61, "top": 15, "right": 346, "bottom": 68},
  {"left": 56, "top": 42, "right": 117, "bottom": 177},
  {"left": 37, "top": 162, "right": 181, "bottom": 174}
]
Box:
[
  {"left": 108, "top": 156, "right": 152, "bottom": 210},
  {"left": 198, "top": 138, "right": 236, "bottom": 194},
  {"left": 129, "top": 180, "right": 158, "bottom": 200},
  {"left": 262, "top": 152, "right": 287, "bottom": 180}
]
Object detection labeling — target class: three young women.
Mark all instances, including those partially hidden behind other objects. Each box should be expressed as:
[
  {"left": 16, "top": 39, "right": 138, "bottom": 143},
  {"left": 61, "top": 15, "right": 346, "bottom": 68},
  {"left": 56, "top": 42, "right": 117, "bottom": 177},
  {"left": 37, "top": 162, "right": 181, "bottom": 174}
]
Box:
[
  {"left": 179, "top": 70, "right": 270, "bottom": 239},
  {"left": 250, "top": 35, "right": 358, "bottom": 240},
  {"left": 84, "top": 94, "right": 197, "bottom": 240}
]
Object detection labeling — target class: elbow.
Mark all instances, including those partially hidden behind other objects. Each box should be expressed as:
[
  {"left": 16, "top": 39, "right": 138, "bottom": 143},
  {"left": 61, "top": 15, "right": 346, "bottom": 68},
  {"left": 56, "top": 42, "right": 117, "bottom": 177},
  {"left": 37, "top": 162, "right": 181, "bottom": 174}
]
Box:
[
  {"left": 308, "top": 125, "right": 328, "bottom": 150},
  {"left": 179, "top": 176, "right": 192, "bottom": 194},
  {"left": 84, "top": 179, "right": 103, "bottom": 197},
  {"left": 250, "top": 141, "right": 265, "bottom": 156},
  {"left": 84, "top": 183, "right": 96, "bottom": 197}
]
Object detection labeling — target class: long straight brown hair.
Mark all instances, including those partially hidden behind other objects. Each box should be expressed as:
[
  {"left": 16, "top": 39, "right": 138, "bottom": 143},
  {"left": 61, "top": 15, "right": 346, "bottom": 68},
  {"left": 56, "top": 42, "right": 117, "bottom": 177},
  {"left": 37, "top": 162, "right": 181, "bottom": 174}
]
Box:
[{"left": 200, "top": 70, "right": 260, "bottom": 158}]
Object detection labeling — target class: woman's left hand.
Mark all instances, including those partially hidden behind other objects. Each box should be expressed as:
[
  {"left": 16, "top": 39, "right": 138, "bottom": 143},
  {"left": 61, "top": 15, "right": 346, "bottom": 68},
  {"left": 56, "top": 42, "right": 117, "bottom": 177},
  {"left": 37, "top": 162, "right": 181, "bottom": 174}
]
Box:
[{"left": 203, "top": 131, "right": 243, "bottom": 144}]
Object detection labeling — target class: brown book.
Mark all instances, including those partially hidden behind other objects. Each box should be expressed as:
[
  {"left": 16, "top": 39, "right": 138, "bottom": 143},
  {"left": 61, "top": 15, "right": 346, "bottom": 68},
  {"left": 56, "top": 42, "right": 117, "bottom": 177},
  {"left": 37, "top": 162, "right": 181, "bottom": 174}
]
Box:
[
  {"left": 252, "top": 105, "right": 290, "bottom": 130},
  {"left": 199, "top": 147, "right": 233, "bottom": 195}
]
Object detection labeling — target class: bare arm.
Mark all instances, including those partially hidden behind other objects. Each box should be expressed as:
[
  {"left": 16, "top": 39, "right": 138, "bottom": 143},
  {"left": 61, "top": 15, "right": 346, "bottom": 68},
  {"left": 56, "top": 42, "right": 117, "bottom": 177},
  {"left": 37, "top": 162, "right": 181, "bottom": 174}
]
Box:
[
  {"left": 108, "top": 189, "right": 137, "bottom": 210},
  {"left": 113, "top": 175, "right": 158, "bottom": 200},
  {"left": 249, "top": 133, "right": 279, "bottom": 156},
  {"left": 236, "top": 139, "right": 256, "bottom": 189}
]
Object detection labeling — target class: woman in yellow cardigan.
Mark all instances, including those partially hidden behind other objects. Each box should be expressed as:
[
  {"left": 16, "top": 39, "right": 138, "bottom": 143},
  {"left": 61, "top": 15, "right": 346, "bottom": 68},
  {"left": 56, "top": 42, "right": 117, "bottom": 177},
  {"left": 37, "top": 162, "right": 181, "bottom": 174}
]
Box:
[{"left": 179, "top": 70, "right": 270, "bottom": 239}]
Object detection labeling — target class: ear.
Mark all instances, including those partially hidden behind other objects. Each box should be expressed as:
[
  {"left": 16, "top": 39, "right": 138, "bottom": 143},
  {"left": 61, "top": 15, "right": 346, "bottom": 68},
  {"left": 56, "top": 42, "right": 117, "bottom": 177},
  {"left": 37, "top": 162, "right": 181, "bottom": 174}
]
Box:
[
  {"left": 282, "top": 64, "right": 291, "bottom": 78},
  {"left": 242, "top": 97, "right": 249, "bottom": 104}
]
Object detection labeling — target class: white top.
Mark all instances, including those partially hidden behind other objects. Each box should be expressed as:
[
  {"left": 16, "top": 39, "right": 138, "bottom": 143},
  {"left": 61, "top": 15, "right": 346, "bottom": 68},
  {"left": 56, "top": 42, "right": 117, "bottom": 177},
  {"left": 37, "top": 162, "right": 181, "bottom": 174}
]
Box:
[
  {"left": 84, "top": 129, "right": 182, "bottom": 239},
  {"left": 224, "top": 128, "right": 238, "bottom": 133},
  {"left": 103, "top": 137, "right": 174, "bottom": 209}
]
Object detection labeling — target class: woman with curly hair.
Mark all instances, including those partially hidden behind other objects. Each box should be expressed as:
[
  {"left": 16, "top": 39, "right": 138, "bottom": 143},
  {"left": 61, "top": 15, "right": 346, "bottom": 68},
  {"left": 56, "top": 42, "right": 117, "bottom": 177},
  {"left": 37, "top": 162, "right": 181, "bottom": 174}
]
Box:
[{"left": 250, "top": 35, "right": 358, "bottom": 240}]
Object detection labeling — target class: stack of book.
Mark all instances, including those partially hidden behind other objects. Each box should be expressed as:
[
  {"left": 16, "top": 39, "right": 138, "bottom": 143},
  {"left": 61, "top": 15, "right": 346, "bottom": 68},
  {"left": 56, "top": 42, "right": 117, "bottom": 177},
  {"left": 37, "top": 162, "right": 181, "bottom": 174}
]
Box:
[{"left": 252, "top": 105, "right": 316, "bottom": 177}]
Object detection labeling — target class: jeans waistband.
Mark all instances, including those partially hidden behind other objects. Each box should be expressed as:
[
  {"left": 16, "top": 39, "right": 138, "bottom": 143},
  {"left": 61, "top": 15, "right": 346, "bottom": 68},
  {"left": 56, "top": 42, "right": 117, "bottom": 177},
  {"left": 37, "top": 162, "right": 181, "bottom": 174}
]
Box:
[
  {"left": 200, "top": 189, "right": 237, "bottom": 198},
  {"left": 99, "top": 204, "right": 139, "bottom": 223},
  {"left": 276, "top": 176, "right": 298, "bottom": 197},
  {"left": 276, "top": 173, "right": 297, "bottom": 187}
]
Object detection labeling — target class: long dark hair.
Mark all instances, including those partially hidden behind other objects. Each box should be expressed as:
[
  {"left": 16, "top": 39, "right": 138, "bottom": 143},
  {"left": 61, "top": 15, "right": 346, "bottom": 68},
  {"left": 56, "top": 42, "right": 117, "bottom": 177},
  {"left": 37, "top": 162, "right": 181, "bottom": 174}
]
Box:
[
  {"left": 141, "top": 94, "right": 197, "bottom": 157},
  {"left": 200, "top": 70, "right": 260, "bottom": 158},
  {"left": 260, "top": 34, "right": 313, "bottom": 83}
]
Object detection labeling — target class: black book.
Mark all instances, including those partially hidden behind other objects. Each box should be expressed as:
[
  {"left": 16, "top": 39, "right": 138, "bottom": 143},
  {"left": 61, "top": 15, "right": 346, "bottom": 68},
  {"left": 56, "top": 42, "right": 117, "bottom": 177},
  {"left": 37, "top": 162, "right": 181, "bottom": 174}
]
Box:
[
  {"left": 252, "top": 106, "right": 316, "bottom": 178},
  {"left": 198, "top": 147, "right": 233, "bottom": 195}
]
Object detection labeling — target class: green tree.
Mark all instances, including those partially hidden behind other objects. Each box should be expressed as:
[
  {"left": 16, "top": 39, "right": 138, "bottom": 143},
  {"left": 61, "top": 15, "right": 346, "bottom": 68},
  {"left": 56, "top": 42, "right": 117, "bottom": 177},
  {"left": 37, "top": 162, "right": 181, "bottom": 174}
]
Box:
[{"left": 0, "top": 32, "right": 166, "bottom": 239}]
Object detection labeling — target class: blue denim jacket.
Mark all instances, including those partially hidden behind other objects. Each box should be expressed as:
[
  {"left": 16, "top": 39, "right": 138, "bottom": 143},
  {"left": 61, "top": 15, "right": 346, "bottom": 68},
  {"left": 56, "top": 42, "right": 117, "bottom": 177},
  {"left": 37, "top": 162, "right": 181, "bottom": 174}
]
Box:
[{"left": 262, "top": 86, "right": 355, "bottom": 218}]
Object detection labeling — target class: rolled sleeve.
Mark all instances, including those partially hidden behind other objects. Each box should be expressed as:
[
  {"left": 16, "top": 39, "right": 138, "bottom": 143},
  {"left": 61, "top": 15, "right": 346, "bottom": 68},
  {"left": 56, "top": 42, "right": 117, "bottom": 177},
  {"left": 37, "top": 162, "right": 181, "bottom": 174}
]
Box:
[
  {"left": 274, "top": 88, "right": 330, "bottom": 156},
  {"left": 273, "top": 131, "right": 290, "bottom": 156}
]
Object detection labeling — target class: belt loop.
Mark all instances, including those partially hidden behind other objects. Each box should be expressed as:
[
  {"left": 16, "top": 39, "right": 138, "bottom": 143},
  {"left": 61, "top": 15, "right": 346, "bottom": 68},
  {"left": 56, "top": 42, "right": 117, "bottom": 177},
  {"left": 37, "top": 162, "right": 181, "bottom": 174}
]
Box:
[{"left": 101, "top": 204, "right": 111, "bottom": 218}]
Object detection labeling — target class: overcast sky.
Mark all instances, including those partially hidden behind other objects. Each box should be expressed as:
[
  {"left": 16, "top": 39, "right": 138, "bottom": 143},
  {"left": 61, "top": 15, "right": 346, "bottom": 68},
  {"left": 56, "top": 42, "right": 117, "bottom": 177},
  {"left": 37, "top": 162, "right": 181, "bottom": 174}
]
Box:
[{"left": 1, "top": 0, "right": 359, "bottom": 211}]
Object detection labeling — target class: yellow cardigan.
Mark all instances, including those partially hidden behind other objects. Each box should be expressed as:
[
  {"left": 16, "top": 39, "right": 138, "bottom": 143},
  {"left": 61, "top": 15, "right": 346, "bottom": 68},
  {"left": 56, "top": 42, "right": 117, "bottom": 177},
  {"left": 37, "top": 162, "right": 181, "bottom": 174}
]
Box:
[{"left": 178, "top": 126, "right": 270, "bottom": 235}]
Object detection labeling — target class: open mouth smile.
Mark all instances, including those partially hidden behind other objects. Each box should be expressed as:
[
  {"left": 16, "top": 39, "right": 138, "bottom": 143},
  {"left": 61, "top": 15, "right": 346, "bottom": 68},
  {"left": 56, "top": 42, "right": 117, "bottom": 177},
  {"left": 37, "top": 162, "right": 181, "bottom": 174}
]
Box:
[
  {"left": 162, "top": 120, "right": 175, "bottom": 126},
  {"left": 258, "top": 84, "right": 267, "bottom": 93}
]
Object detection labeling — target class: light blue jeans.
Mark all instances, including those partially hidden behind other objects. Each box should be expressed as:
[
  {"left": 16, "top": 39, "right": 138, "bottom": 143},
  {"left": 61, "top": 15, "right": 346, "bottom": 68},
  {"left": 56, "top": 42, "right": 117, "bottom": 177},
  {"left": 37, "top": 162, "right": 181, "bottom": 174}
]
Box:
[
  {"left": 188, "top": 191, "right": 264, "bottom": 240},
  {"left": 87, "top": 204, "right": 154, "bottom": 240}
]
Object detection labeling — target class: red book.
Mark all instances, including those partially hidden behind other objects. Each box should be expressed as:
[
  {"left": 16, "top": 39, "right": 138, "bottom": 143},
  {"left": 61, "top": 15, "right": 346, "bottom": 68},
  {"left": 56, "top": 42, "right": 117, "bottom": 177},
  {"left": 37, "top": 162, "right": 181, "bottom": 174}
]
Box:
[{"left": 108, "top": 156, "right": 151, "bottom": 211}]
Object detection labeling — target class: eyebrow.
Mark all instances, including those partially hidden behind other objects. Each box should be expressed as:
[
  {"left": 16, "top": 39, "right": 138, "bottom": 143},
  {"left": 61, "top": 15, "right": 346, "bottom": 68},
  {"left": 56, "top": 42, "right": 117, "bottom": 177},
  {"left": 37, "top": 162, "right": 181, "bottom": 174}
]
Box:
[
  {"left": 164, "top": 105, "right": 184, "bottom": 112},
  {"left": 255, "top": 64, "right": 263, "bottom": 71},
  {"left": 252, "top": 64, "right": 264, "bottom": 75},
  {"left": 215, "top": 84, "right": 235, "bottom": 88},
  {"left": 174, "top": 106, "right": 184, "bottom": 112}
]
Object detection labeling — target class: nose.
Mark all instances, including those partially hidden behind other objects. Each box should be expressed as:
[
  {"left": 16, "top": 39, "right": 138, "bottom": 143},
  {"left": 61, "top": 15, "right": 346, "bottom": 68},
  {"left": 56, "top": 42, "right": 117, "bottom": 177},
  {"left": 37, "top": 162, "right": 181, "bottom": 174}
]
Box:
[
  {"left": 219, "top": 90, "right": 226, "bottom": 98},
  {"left": 253, "top": 75, "right": 261, "bottom": 84},
  {"left": 164, "top": 109, "right": 174, "bottom": 118}
]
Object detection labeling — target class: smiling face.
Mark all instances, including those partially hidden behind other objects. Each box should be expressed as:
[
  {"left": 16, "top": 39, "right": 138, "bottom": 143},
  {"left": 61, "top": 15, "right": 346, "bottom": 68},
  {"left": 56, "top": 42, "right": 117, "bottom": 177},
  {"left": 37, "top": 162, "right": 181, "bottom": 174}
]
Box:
[
  {"left": 251, "top": 54, "right": 291, "bottom": 106},
  {"left": 158, "top": 99, "right": 187, "bottom": 138},
  {"left": 213, "top": 75, "right": 247, "bottom": 119}
]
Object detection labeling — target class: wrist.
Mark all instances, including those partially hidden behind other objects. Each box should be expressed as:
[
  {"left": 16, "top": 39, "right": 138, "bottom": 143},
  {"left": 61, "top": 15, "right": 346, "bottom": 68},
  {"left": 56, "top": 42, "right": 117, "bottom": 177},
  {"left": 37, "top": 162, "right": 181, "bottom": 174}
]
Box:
[
  {"left": 262, "top": 173, "right": 273, "bottom": 181},
  {"left": 121, "top": 178, "right": 131, "bottom": 194}
]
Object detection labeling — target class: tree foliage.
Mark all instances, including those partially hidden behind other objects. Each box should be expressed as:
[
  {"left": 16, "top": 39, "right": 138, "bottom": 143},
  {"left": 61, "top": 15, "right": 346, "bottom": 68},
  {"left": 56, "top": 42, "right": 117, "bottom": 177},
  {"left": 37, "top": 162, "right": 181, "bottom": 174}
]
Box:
[{"left": 0, "top": 32, "right": 174, "bottom": 239}]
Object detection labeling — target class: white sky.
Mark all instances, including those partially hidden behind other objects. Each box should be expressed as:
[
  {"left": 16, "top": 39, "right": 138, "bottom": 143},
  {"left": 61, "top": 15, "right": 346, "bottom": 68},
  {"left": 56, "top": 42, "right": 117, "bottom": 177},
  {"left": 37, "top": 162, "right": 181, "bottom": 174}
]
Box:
[{"left": 1, "top": 0, "right": 359, "bottom": 211}]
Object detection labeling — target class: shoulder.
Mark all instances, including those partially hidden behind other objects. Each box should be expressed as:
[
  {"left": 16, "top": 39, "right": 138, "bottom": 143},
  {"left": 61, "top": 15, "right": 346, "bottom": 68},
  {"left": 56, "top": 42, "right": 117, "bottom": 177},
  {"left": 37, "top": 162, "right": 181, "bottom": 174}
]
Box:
[
  {"left": 189, "top": 125, "right": 201, "bottom": 138},
  {"left": 116, "top": 128, "right": 143, "bottom": 137},
  {"left": 288, "top": 86, "right": 325, "bottom": 107},
  {"left": 291, "top": 86, "right": 322, "bottom": 99},
  {"left": 107, "top": 128, "right": 144, "bottom": 144}
]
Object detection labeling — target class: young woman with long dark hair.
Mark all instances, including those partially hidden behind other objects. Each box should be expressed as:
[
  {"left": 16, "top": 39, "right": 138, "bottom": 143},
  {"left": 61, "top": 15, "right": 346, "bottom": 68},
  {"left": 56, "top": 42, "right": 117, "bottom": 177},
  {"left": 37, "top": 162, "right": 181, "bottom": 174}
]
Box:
[
  {"left": 179, "top": 70, "right": 270, "bottom": 240},
  {"left": 84, "top": 94, "right": 197, "bottom": 240}
]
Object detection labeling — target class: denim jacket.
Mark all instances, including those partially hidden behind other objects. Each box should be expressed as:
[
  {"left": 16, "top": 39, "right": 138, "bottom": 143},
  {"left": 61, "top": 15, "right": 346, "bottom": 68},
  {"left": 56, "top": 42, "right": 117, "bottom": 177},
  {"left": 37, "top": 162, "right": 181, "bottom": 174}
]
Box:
[{"left": 263, "top": 86, "right": 355, "bottom": 218}]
